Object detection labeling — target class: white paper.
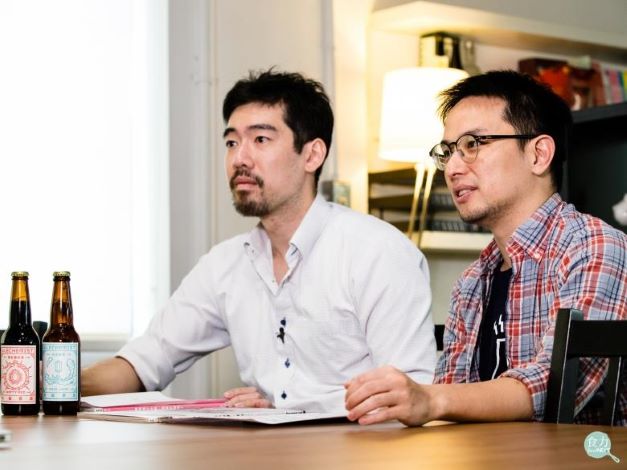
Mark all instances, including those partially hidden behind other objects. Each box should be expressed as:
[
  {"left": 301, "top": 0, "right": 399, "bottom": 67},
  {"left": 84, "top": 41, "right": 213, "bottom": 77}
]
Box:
[
  {"left": 80, "top": 407, "right": 347, "bottom": 425},
  {"left": 81, "top": 391, "right": 182, "bottom": 408}
]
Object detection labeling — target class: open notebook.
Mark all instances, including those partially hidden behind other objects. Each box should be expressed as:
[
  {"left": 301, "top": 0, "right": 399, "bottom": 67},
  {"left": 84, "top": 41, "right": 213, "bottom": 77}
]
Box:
[{"left": 80, "top": 392, "right": 347, "bottom": 425}]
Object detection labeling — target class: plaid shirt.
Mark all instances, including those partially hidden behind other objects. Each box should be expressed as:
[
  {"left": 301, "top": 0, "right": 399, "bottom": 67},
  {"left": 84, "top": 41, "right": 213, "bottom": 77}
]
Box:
[{"left": 435, "top": 193, "right": 627, "bottom": 425}]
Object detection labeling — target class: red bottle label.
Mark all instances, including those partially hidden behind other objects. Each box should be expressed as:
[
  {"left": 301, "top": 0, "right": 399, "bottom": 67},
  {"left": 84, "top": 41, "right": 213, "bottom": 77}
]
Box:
[{"left": 1, "top": 345, "right": 37, "bottom": 404}]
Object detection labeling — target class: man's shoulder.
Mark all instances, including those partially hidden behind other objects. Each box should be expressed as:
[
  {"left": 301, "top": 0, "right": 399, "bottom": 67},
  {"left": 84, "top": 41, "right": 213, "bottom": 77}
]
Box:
[
  {"left": 325, "top": 203, "right": 408, "bottom": 240},
  {"left": 201, "top": 232, "right": 249, "bottom": 262},
  {"left": 207, "top": 232, "right": 250, "bottom": 254},
  {"left": 316, "top": 204, "right": 426, "bottom": 263},
  {"left": 552, "top": 204, "right": 627, "bottom": 250},
  {"left": 456, "top": 257, "right": 486, "bottom": 286}
]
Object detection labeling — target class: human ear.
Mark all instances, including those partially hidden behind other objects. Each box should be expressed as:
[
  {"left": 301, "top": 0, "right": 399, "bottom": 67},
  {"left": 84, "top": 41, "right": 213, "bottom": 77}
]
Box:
[
  {"left": 529, "top": 134, "right": 555, "bottom": 177},
  {"left": 303, "top": 138, "right": 327, "bottom": 174}
]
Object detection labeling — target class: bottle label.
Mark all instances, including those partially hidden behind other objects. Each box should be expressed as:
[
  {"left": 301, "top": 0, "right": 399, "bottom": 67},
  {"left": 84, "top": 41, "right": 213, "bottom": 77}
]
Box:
[
  {"left": 42, "top": 342, "right": 79, "bottom": 401},
  {"left": 1, "top": 345, "right": 38, "bottom": 404}
]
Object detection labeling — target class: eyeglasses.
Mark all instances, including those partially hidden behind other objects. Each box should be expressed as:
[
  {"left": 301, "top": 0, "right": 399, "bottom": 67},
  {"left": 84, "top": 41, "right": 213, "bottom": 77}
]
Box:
[{"left": 428, "top": 134, "right": 538, "bottom": 171}]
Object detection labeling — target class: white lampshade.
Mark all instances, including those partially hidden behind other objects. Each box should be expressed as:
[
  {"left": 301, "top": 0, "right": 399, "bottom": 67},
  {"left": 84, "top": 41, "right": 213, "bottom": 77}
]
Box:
[{"left": 379, "top": 67, "right": 469, "bottom": 163}]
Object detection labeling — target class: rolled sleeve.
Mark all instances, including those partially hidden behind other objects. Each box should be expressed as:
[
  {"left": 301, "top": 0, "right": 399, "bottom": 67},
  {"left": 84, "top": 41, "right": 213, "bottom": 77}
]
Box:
[
  {"left": 117, "top": 252, "right": 231, "bottom": 391},
  {"left": 500, "top": 363, "right": 550, "bottom": 421},
  {"left": 117, "top": 335, "right": 176, "bottom": 391},
  {"left": 503, "top": 229, "right": 627, "bottom": 421}
]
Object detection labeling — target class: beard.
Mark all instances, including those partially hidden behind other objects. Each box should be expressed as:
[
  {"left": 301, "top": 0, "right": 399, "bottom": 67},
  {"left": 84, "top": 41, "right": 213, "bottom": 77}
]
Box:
[
  {"left": 459, "top": 207, "right": 489, "bottom": 225},
  {"left": 457, "top": 200, "right": 506, "bottom": 228},
  {"left": 229, "top": 169, "right": 270, "bottom": 217}
]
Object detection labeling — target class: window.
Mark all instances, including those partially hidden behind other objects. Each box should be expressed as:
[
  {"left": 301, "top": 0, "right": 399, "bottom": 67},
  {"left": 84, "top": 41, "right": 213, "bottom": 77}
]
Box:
[{"left": 0, "top": 0, "right": 169, "bottom": 338}]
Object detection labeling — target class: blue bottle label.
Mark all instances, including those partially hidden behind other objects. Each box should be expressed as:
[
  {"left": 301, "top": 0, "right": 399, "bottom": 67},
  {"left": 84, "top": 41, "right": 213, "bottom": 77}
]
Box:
[{"left": 42, "top": 342, "right": 79, "bottom": 401}]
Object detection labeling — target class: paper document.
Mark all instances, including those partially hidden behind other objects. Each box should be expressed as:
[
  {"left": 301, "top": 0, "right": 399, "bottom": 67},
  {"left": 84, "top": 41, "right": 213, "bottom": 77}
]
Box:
[
  {"left": 80, "top": 407, "right": 347, "bottom": 425},
  {"left": 81, "top": 391, "right": 226, "bottom": 412}
]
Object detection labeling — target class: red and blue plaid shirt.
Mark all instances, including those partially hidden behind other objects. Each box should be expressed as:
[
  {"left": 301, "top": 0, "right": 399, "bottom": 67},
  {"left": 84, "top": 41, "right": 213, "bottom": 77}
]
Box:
[{"left": 435, "top": 193, "right": 627, "bottom": 425}]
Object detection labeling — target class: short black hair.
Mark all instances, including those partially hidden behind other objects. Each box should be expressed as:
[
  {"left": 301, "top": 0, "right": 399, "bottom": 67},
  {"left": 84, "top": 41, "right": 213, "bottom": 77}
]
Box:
[
  {"left": 438, "top": 70, "right": 572, "bottom": 191},
  {"left": 222, "top": 69, "right": 334, "bottom": 186}
]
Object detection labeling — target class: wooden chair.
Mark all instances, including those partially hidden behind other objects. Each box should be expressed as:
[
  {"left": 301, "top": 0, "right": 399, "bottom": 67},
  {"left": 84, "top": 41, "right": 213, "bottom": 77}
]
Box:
[
  {"left": 545, "top": 308, "right": 627, "bottom": 425},
  {"left": 434, "top": 324, "right": 445, "bottom": 351}
]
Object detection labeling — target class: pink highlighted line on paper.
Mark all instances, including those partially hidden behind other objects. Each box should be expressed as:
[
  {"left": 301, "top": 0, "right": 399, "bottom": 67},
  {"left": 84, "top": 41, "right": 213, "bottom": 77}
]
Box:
[{"left": 88, "top": 398, "right": 227, "bottom": 412}]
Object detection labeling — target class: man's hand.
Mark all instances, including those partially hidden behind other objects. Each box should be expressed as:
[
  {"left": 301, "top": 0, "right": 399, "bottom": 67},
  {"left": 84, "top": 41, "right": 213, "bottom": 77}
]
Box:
[
  {"left": 224, "top": 387, "right": 273, "bottom": 408},
  {"left": 344, "top": 365, "right": 436, "bottom": 426},
  {"left": 346, "top": 367, "right": 535, "bottom": 426}
]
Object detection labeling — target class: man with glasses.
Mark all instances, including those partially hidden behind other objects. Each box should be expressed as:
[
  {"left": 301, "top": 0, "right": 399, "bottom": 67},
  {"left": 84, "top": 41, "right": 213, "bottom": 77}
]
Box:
[{"left": 345, "top": 70, "right": 626, "bottom": 426}]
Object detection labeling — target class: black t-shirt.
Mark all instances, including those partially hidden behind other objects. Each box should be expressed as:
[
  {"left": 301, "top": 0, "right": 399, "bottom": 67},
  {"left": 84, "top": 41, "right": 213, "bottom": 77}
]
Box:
[{"left": 478, "top": 263, "right": 512, "bottom": 381}]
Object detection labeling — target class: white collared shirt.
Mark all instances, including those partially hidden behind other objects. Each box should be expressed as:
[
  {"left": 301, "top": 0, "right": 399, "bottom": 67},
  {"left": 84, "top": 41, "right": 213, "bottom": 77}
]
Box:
[{"left": 119, "top": 195, "right": 435, "bottom": 412}]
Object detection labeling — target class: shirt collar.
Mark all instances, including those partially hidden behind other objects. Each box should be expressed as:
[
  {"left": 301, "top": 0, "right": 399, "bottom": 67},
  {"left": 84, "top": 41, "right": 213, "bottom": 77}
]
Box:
[
  {"left": 243, "top": 194, "right": 333, "bottom": 261},
  {"left": 289, "top": 194, "right": 333, "bottom": 259},
  {"left": 479, "top": 193, "right": 565, "bottom": 269}
]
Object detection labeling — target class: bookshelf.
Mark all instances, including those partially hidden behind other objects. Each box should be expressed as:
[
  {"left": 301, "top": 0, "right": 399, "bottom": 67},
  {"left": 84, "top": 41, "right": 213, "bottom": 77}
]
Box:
[
  {"left": 368, "top": 167, "right": 492, "bottom": 254},
  {"left": 567, "top": 102, "right": 627, "bottom": 233}
]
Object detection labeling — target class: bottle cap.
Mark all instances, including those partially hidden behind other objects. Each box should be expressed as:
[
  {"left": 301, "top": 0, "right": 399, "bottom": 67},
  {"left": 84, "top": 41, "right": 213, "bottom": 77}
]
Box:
[
  {"left": 53, "top": 271, "right": 71, "bottom": 278},
  {"left": 10, "top": 271, "right": 29, "bottom": 278}
]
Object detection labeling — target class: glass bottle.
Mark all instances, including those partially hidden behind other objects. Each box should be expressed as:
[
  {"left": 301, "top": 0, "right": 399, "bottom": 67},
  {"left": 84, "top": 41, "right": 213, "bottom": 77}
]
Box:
[
  {"left": 1, "top": 271, "right": 40, "bottom": 415},
  {"left": 42, "top": 271, "right": 80, "bottom": 415}
]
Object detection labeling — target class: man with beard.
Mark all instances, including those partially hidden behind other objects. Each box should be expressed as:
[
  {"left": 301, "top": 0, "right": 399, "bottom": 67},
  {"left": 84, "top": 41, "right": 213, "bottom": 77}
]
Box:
[
  {"left": 345, "top": 71, "right": 626, "bottom": 426},
  {"left": 81, "top": 70, "right": 435, "bottom": 412}
]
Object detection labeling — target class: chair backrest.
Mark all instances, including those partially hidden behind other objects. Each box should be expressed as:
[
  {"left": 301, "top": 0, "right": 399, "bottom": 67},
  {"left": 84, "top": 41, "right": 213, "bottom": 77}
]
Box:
[
  {"left": 545, "top": 308, "right": 627, "bottom": 425},
  {"left": 434, "top": 324, "right": 445, "bottom": 351}
]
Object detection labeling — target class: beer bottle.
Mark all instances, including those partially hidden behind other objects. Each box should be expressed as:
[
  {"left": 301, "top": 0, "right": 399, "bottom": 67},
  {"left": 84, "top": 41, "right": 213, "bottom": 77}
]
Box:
[
  {"left": 1, "top": 271, "right": 40, "bottom": 415},
  {"left": 42, "top": 272, "right": 80, "bottom": 415}
]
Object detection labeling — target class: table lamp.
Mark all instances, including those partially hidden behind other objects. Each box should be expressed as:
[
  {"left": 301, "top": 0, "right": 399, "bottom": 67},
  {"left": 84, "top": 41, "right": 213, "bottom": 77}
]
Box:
[{"left": 378, "top": 67, "right": 468, "bottom": 244}]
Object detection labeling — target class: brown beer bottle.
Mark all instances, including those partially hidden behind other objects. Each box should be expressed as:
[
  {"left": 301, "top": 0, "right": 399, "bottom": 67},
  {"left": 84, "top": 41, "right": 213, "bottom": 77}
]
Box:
[
  {"left": 42, "top": 272, "right": 80, "bottom": 415},
  {"left": 1, "top": 272, "right": 40, "bottom": 415}
]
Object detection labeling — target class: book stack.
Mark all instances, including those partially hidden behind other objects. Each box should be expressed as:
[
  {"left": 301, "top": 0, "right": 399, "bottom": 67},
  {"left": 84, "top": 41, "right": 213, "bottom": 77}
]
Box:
[{"left": 519, "top": 57, "right": 627, "bottom": 110}]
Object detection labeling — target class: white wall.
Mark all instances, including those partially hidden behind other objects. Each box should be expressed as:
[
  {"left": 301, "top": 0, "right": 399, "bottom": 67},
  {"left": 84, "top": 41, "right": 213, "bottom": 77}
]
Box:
[{"left": 331, "top": 0, "right": 375, "bottom": 214}]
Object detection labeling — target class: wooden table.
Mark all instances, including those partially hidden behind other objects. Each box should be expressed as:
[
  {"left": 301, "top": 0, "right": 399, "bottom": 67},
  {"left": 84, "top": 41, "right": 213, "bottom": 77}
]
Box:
[{"left": 1, "top": 415, "right": 625, "bottom": 469}]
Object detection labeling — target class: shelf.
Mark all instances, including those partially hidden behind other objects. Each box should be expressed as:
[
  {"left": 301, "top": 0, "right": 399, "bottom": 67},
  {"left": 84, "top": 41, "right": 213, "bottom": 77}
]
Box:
[
  {"left": 368, "top": 167, "right": 491, "bottom": 252},
  {"left": 368, "top": 167, "right": 416, "bottom": 186},
  {"left": 370, "top": 1, "right": 627, "bottom": 63},
  {"left": 572, "top": 102, "right": 627, "bottom": 124},
  {"left": 369, "top": 194, "right": 414, "bottom": 210},
  {"left": 413, "top": 231, "right": 492, "bottom": 254}
]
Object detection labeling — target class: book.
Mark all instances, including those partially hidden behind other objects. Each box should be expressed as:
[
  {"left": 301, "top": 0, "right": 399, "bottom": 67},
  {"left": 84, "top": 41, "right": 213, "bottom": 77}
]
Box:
[
  {"left": 607, "top": 68, "right": 625, "bottom": 103},
  {"left": 80, "top": 407, "right": 348, "bottom": 426},
  {"left": 519, "top": 58, "right": 573, "bottom": 106},
  {"left": 591, "top": 62, "right": 607, "bottom": 106},
  {"left": 81, "top": 391, "right": 226, "bottom": 412}
]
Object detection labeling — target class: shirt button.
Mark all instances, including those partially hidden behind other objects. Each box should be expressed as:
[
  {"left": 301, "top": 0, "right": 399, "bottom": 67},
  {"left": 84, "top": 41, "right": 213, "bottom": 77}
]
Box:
[
  {"left": 284, "top": 358, "right": 290, "bottom": 368},
  {"left": 281, "top": 391, "right": 287, "bottom": 399}
]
